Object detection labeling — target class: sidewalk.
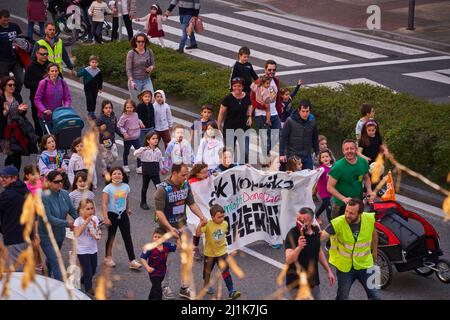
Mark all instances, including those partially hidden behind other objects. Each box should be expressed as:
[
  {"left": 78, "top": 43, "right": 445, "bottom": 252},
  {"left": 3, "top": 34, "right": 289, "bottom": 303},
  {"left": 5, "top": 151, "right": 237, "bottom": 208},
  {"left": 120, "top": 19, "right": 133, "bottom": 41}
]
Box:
[{"left": 235, "top": 0, "right": 450, "bottom": 52}]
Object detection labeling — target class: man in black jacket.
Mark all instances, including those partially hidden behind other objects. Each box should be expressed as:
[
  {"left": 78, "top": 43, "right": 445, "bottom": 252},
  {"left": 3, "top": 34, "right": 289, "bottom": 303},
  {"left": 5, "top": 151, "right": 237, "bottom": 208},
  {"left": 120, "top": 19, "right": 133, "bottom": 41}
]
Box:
[
  {"left": 24, "top": 46, "right": 49, "bottom": 139},
  {"left": 280, "top": 99, "right": 319, "bottom": 170},
  {"left": 0, "top": 166, "right": 33, "bottom": 271}
]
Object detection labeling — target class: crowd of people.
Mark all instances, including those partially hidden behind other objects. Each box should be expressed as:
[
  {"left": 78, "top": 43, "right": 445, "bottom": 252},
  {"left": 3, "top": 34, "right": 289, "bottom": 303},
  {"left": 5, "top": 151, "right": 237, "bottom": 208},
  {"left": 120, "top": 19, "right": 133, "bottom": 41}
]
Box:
[{"left": 0, "top": 0, "right": 387, "bottom": 300}]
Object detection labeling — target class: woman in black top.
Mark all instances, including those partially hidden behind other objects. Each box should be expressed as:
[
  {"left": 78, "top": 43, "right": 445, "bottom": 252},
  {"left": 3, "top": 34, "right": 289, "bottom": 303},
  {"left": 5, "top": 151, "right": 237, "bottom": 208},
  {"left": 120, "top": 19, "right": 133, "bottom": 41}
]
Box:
[{"left": 217, "top": 77, "right": 252, "bottom": 164}]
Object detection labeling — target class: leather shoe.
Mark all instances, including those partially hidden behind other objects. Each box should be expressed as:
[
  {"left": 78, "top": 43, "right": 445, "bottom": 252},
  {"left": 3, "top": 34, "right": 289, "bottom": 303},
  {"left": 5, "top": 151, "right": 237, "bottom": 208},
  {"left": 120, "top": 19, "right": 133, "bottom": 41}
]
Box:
[{"left": 176, "top": 48, "right": 184, "bottom": 53}]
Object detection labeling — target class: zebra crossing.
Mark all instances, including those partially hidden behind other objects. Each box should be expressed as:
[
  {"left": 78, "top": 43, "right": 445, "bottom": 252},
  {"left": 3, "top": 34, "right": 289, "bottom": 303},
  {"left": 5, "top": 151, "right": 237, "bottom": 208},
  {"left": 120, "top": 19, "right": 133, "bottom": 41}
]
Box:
[{"left": 129, "top": 9, "right": 432, "bottom": 73}]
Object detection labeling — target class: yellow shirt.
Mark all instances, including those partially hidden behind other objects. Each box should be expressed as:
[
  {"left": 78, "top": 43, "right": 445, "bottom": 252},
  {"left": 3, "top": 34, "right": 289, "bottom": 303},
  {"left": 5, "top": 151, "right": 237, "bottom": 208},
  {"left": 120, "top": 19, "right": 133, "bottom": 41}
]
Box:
[{"left": 201, "top": 220, "right": 228, "bottom": 257}]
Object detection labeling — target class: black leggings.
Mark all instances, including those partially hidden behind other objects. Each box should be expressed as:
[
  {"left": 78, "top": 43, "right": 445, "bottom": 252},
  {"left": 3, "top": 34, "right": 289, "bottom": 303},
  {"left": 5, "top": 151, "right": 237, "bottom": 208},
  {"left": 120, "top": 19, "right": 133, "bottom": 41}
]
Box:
[
  {"left": 105, "top": 211, "right": 136, "bottom": 261},
  {"left": 5, "top": 152, "right": 22, "bottom": 171},
  {"left": 112, "top": 15, "right": 133, "bottom": 40},
  {"left": 141, "top": 174, "right": 161, "bottom": 203},
  {"left": 85, "top": 88, "right": 98, "bottom": 113},
  {"left": 315, "top": 197, "right": 332, "bottom": 222},
  {"left": 148, "top": 276, "right": 163, "bottom": 300},
  {"left": 78, "top": 253, "right": 97, "bottom": 291}
]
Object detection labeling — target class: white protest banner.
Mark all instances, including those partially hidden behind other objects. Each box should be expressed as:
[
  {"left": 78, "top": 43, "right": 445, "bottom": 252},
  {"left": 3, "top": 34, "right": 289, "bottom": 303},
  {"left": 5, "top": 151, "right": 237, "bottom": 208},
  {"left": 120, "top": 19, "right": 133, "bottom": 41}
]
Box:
[{"left": 187, "top": 166, "right": 323, "bottom": 251}]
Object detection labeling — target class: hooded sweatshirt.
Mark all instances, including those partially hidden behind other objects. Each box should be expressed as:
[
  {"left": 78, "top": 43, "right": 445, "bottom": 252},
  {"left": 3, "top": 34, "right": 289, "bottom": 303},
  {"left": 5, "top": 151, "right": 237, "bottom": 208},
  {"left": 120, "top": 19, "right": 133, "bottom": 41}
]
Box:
[
  {"left": 280, "top": 111, "right": 319, "bottom": 158},
  {"left": 117, "top": 112, "right": 142, "bottom": 140},
  {"left": 0, "top": 180, "right": 29, "bottom": 245},
  {"left": 153, "top": 90, "right": 173, "bottom": 131},
  {"left": 67, "top": 153, "right": 98, "bottom": 188},
  {"left": 195, "top": 137, "right": 224, "bottom": 170}
]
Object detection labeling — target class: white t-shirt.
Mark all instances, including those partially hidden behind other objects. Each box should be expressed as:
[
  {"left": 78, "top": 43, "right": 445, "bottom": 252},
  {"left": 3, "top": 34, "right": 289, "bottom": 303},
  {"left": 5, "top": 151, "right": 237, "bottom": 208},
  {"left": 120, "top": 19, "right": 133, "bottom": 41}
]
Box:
[
  {"left": 254, "top": 79, "right": 278, "bottom": 117},
  {"left": 74, "top": 216, "right": 99, "bottom": 255}
]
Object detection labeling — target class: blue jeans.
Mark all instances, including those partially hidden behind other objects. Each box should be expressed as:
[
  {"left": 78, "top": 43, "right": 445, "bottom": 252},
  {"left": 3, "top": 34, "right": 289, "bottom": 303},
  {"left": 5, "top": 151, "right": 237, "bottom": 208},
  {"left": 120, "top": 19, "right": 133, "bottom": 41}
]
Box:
[
  {"left": 41, "top": 238, "right": 64, "bottom": 281},
  {"left": 336, "top": 268, "right": 381, "bottom": 300},
  {"left": 179, "top": 14, "right": 197, "bottom": 49},
  {"left": 123, "top": 139, "right": 141, "bottom": 167},
  {"left": 255, "top": 115, "right": 282, "bottom": 159},
  {"left": 128, "top": 78, "right": 154, "bottom": 102},
  {"left": 27, "top": 21, "right": 45, "bottom": 39},
  {"left": 139, "top": 128, "right": 155, "bottom": 147}
]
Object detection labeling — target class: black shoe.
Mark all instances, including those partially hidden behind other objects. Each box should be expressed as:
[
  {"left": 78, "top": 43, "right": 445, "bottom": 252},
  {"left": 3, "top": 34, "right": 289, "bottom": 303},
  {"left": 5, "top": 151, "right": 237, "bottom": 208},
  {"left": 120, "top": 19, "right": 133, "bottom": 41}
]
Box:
[
  {"left": 185, "top": 44, "right": 198, "bottom": 49},
  {"left": 176, "top": 48, "right": 184, "bottom": 53},
  {"left": 140, "top": 202, "right": 150, "bottom": 210}
]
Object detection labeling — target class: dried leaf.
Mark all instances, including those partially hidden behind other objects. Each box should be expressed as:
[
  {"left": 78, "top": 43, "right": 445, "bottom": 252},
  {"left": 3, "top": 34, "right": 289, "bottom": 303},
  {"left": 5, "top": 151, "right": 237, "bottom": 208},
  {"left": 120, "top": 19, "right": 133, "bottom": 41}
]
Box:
[
  {"left": 16, "top": 246, "right": 36, "bottom": 290},
  {"left": 371, "top": 153, "right": 384, "bottom": 184},
  {"left": 295, "top": 272, "right": 313, "bottom": 300},
  {"left": 447, "top": 173, "right": 450, "bottom": 183},
  {"left": 277, "top": 264, "right": 289, "bottom": 286},
  {"left": 443, "top": 194, "right": 450, "bottom": 222},
  {"left": 20, "top": 194, "right": 35, "bottom": 243},
  {"left": 142, "top": 232, "right": 172, "bottom": 252},
  {"left": 180, "top": 232, "right": 194, "bottom": 287},
  {"left": 226, "top": 254, "right": 245, "bottom": 279},
  {"left": 95, "top": 274, "right": 106, "bottom": 300},
  {"left": 80, "top": 131, "right": 99, "bottom": 170}
]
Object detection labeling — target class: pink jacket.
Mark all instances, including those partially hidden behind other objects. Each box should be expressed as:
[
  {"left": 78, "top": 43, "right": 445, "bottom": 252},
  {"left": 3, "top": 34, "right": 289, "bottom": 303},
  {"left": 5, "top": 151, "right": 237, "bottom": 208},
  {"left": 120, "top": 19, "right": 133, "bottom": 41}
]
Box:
[
  {"left": 27, "top": 0, "right": 46, "bottom": 22},
  {"left": 317, "top": 164, "right": 332, "bottom": 199},
  {"left": 117, "top": 112, "right": 143, "bottom": 140},
  {"left": 34, "top": 77, "right": 71, "bottom": 119}
]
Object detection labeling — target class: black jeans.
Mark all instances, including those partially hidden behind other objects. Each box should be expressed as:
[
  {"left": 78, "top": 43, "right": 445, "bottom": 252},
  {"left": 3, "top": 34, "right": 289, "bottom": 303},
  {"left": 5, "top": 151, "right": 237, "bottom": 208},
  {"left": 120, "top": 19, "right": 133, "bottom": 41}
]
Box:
[
  {"left": 315, "top": 196, "right": 332, "bottom": 222},
  {"left": 80, "top": 5, "right": 93, "bottom": 40},
  {"left": 5, "top": 152, "right": 22, "bottom": 171},
  {"left": 105, "top": 211, "right": 136, "bottom": 261},
  {"left": 92, "top": 21, "right": 103, "bottom": 43},
  {"left": 112, "top": 15, "right": 133, "bottom": 40},
  {"left": 85, "top": 88, "right": 98, "bottom": 113},
  {"left": 78, "top": 253, "right": 97, "bottom": 291},
  {"left": 148, "top": 276, "right": 163, "bottom": 300},
  {"left": 30, "top": 99, "right": 43, "bottom": 139},
  {"left": 141, "top": 174, "right": 161, "bottom": 204}
]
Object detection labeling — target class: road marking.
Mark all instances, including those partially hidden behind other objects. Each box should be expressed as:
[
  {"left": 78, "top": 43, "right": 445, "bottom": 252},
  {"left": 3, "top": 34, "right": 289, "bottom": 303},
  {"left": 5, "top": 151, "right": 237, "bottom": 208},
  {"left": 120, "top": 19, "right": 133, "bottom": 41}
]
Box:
[
  {"left": 236, "top": 11, "right": 428, "bottom": 56},
  {"left": 436, "top": 69, "right": 450, "bottom": 75},
  {"left": 396, "top": 195, "right": 444, "bottom": 219},
  {"left": 272, "top": 56, "right": 450, "bottom": 76},
  {"left": 240, "top": 247, "right": 284, "bottom": 270},
  {"left": 305, "top": 78, "right": 390, "bottom": 89},
  {"left": 202, "top": 13, "right": 386, "bottom": 59},
  {"left": 134, "top": 21, "right": 300, "bottom": 67},
  {"left": 404, "top": 70, "right": 450, "bottom": 85},
  {"left": 168, "top": 17, "right": 346, "bottom": 64}
]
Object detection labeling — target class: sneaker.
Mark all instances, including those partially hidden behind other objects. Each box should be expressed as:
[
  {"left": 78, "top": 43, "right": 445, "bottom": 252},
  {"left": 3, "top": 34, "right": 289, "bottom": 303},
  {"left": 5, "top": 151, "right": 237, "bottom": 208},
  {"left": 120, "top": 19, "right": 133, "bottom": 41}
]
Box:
[
  {"left": 104, "top": 257, "right": 116, "bottom": 267},
  {"left": 179, "top": 287, "right": 193, "bottom": 300},
  {"left": 162, "top": 286, "right": 176, "bottom": 300},
  {"left": 136, "top": 166, "right": 142, "bottom": 174},
  {"left": 140, "top": 202, "right": 150, "bottom": 210},
  {"left": 270, "top": 244, "right": 283, "bottom": 249},
  {"left": 123, "top": 165, "right": 130, "bottom": 173},
  {"left": 207, "top": 287, "right": 215, "bottom": 295},
  {"left": 176, "top": 48, "right": 184, "bottom": 54},
  {"left": 193, "top": 247, "right": 202, "bottom": 261},
  {"left": 229, "top": 290, "right": 241, "bottom": 300},
  {"left": 130, "top": 259, "right": 142, "bottom": 270},
  {"left": 185, "top": 44, "right": 198, "bottom": 49}
]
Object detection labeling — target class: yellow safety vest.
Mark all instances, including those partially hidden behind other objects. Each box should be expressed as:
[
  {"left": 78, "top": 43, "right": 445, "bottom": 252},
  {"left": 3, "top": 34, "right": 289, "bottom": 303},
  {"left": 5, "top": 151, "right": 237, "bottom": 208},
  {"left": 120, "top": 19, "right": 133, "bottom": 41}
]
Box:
[
  {"left": 37, "top": 38, "right": 63, "bottom": 73},
  {"left": 329, "top": 212, "right": 375, "bottom": 272}
]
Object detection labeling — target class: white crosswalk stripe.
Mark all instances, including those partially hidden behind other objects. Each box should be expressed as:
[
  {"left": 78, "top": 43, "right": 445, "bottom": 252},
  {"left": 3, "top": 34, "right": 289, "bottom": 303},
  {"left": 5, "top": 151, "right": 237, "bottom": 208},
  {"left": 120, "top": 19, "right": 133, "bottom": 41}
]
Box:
[
  {"left": 403, "top": 69, "right": 450, "bottom": 85},
  {"left": 133, "top": 21, "right": 300, "bottom": 67},
  {"left": 202, "top": 13, "right": 387, "bottom": 59},
  {"left": 167, "top": 16, "right": 347, "bottom": 63},
  {"left": 236, "top": 11, "right": 428, "bottom": 55}
]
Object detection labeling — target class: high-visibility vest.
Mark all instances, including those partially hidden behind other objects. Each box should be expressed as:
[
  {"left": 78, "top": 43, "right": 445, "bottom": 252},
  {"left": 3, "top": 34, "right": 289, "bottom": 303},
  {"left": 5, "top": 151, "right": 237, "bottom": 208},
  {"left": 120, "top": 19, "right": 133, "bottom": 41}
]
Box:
[
  {"left": 37, "top": 38, "right": 63, "bottom": 73},
  {"left": 329, "top": 212, "right": 375, "bottom": 272}
]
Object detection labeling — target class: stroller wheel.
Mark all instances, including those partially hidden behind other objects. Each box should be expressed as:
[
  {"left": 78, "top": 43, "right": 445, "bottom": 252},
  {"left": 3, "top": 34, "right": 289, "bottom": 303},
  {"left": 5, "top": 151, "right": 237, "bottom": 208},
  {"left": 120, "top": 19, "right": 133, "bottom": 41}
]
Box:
[
  {"left": 377, "top": 251, "right": 393, "bottom": 289},
  {"left": 415, "top": 266, "right": 434, "bottom": 277},
  {"left": 435, "top": 259, "right": 450, "bottom": 284}
]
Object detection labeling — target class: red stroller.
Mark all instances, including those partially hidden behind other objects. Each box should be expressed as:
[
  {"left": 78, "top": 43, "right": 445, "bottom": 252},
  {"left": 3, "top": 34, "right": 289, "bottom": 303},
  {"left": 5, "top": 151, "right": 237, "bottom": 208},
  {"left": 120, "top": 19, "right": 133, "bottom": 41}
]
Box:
[{"left": 373, "top": 201, "right": 449, "bottom": 289}]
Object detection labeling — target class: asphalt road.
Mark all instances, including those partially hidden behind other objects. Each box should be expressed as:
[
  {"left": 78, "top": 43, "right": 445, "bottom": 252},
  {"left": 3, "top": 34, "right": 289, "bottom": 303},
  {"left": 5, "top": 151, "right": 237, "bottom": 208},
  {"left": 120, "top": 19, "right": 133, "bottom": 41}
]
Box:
[{"left": 1, "top": 0, "right": 449, "bottom": 300}]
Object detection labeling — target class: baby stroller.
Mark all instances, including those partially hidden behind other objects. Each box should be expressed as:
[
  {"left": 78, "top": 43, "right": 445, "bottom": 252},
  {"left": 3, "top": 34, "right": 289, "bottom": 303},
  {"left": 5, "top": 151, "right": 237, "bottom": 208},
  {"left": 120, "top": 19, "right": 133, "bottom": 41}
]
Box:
[
  {"left": 373, "top": 200, "right": 449, "bottom": 289},
  {"left": 43, "top": 106, "right": 84, "bottom": 150}
]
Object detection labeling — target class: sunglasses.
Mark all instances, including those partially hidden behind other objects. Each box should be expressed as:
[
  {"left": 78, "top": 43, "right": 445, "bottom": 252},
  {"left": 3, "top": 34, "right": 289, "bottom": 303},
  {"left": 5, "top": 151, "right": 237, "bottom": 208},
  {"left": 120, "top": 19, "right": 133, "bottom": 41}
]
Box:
[
  {"left": 38, "top": 52, "right": 49, "bottom": 56},
  {"left": 136, "top": 40, "right": 145, "bottom": 43},
  {"left": 267, "top": 68, "right": 276, "bottom": 72},
  {"left": 52, "top": 179, "right": 63, "bottom": 184},
  {"left": 6, "top": 83, "right": 16, "bottom": 87}
]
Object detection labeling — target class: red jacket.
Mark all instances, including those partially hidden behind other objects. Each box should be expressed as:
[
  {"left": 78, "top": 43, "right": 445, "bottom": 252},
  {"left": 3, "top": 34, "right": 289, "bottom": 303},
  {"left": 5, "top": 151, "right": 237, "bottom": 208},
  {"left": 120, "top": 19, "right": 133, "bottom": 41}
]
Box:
[{"left": 250, "top": 76, "right": 283, "bottom": 118}]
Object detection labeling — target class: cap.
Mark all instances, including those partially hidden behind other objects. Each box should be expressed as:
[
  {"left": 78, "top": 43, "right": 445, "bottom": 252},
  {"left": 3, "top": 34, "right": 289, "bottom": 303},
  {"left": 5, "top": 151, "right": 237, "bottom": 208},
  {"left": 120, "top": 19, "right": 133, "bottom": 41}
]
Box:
[{"left": 0, "top": 166, "right": 19, "bottom": 177}]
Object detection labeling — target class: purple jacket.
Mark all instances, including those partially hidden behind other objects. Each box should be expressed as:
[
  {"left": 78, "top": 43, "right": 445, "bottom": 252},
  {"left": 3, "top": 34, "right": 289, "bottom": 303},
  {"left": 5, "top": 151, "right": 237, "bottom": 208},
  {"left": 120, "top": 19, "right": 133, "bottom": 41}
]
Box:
[
  {"left": 117, "top": 112, "right": 142, "bottom": 140},
  {"left": 34, "top": 77, "right": 71, "bottom": 120}
]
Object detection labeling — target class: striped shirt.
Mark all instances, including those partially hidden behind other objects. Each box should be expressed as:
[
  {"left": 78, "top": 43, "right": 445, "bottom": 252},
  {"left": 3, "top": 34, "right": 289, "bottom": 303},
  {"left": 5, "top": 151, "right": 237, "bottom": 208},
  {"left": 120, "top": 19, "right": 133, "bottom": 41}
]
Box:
[
  {"left": 88, "top": 1, "right": 112, "bottom": 22},
  {"left": 69, "top": 189, "right": 95, "bottom": 211}
]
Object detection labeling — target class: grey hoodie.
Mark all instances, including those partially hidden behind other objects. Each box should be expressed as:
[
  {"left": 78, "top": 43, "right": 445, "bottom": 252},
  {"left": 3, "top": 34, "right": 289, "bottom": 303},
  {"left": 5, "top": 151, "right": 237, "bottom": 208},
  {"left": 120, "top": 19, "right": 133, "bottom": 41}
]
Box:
[{"left": 153, "top": 90, "right": 174, "bottom": 131}]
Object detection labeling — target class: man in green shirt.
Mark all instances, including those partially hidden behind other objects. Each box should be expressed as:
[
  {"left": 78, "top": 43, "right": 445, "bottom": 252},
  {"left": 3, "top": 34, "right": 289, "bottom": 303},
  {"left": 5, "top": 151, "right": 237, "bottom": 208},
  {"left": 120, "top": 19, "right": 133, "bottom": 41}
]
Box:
[{"left": 327, "top": 139, "right": 375, "bottom": 218}]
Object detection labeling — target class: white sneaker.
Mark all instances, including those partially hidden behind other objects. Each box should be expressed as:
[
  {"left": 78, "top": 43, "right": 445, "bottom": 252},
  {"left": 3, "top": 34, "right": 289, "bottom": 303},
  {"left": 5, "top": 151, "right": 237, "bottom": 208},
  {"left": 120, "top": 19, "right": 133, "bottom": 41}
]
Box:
[
  {"left": 129, "top": 259, "right": 142, "bottom": 270},
  {"left": 104, "top": 257, "right": 116, "bottom": 267},
  {"left": 123, "top": 165, "right": 130, "bottom": 173},
  {"left": 162, "top": 286, "right": 176, "bottom": 300},
  {"left": 179, "top": 287, "right": 193, "bottom": 300},
  {"left": 136, "top": 166, "right": 142, "bottom": 174}
]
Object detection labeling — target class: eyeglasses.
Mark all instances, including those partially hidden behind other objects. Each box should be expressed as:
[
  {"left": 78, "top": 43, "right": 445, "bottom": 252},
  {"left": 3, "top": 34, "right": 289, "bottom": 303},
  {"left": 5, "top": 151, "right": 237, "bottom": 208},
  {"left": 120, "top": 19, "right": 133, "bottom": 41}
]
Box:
[
  {"left": 6, "top": 83, "right": 16, "bottom": 87},
  {"left": 52, "top": 179, "right": 63, "bottom": 184},
  {"left": 38, "top": 52, "right": 49, "bottom": 56}
]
